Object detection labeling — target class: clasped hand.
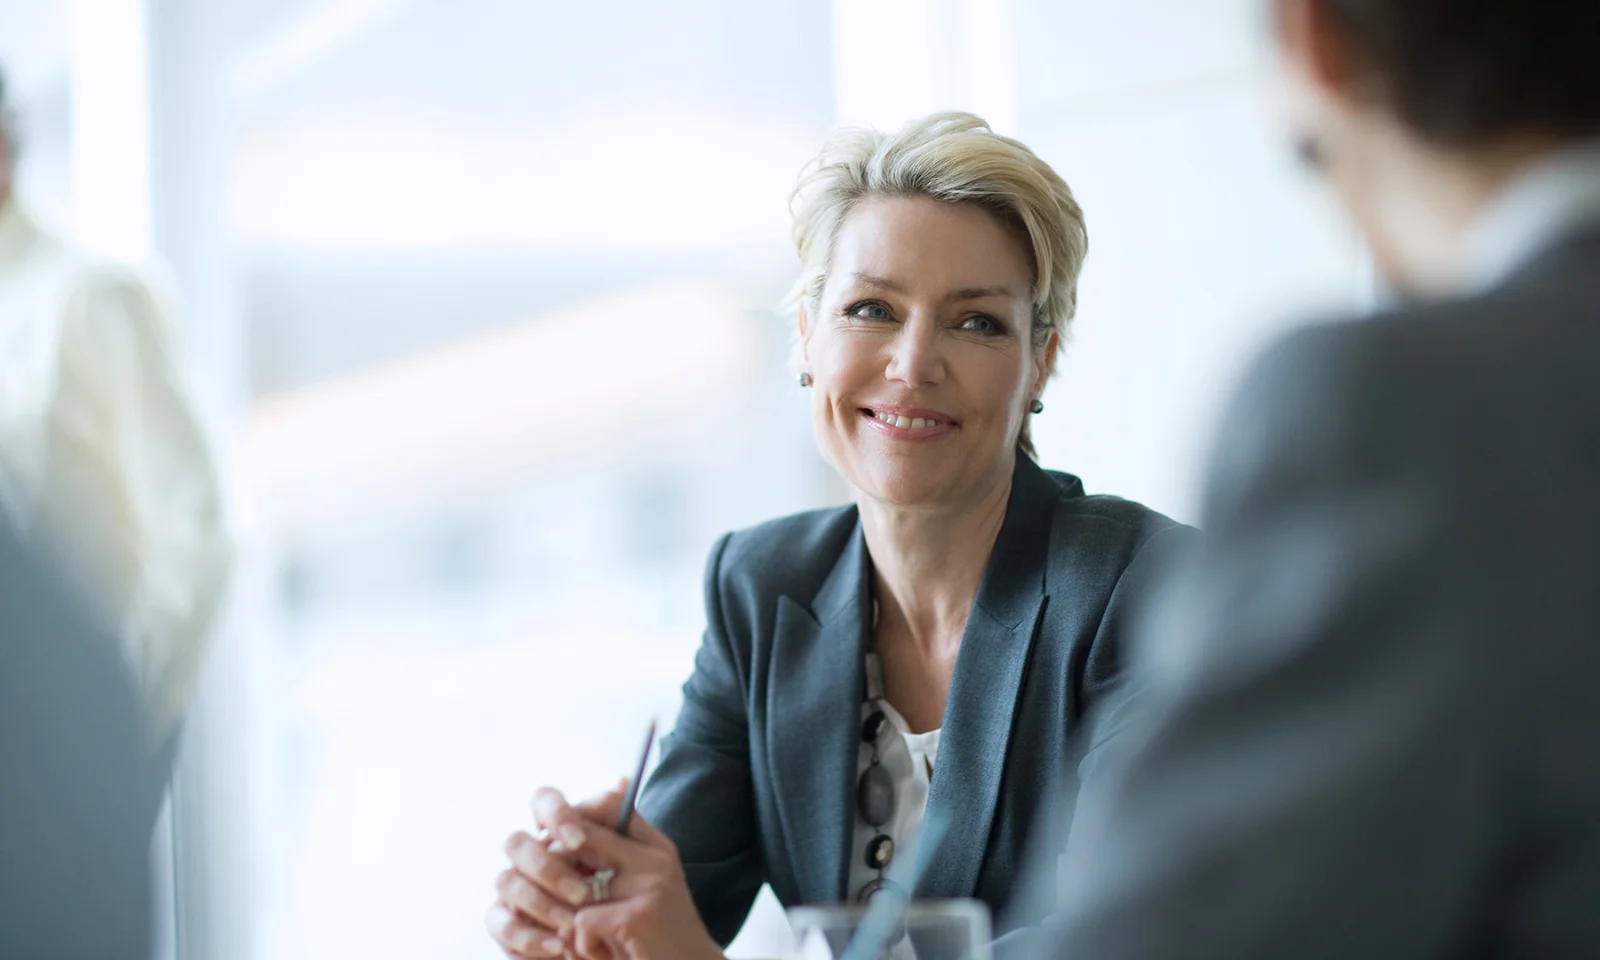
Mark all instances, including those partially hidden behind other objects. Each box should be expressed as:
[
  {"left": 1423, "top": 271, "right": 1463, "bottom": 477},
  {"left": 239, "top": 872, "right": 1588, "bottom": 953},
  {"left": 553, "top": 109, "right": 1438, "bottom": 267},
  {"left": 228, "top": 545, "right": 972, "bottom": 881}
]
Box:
[{"left": 487, "top": 784, "right": 723, "bottom": 960}]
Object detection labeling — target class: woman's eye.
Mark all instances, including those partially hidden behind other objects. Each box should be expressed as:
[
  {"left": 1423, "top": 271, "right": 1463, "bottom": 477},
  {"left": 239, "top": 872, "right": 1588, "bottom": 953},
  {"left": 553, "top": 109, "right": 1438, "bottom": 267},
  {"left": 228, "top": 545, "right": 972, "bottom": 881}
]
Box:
[
  {"left": 849, "top": 302, "right": 893, "bottom": 321},
  {"left": 960, "top": 314, "right": 1003, "bottom": 335}
]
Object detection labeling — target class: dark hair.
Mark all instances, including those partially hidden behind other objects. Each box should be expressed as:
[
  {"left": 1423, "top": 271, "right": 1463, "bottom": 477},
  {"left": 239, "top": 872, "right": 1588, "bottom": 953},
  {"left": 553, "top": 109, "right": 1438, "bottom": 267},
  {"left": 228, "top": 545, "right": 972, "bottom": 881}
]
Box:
[{"left": 1320, "top": 0, "right": 1600, "bottom": 146}]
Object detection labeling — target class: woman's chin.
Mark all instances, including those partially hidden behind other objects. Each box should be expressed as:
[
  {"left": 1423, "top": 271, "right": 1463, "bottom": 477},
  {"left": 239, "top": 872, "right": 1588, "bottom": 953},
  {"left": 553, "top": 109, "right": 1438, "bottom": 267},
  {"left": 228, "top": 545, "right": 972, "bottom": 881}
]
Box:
[{"left": 855, "top": 470, "right": 959, "bottom": 509}]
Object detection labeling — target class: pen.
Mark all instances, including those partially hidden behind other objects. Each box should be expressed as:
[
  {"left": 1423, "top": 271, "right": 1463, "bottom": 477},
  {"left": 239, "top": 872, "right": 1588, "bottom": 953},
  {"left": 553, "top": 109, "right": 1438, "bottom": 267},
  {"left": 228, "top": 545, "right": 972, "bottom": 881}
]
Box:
[{"left": 616, "top": 719, "right": 656, "bottom": 836}]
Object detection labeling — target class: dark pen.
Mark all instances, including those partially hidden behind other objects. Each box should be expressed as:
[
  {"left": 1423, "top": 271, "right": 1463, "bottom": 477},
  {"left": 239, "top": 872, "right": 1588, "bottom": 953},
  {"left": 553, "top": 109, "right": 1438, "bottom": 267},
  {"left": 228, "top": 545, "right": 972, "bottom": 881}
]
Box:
[{"left": 616, "top": 719, "right": 657, "bottom": 836}]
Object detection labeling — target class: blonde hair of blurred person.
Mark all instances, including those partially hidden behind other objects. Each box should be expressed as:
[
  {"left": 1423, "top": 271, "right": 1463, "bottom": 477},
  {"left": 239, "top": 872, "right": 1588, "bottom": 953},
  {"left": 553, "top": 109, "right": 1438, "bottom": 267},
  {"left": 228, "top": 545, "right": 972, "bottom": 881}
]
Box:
[
  {"left": 0, "top": 68, "right": 233, "bottom": 754},
  {"left": 486, "top": 112, "right": 1191, "bottom": 960}
]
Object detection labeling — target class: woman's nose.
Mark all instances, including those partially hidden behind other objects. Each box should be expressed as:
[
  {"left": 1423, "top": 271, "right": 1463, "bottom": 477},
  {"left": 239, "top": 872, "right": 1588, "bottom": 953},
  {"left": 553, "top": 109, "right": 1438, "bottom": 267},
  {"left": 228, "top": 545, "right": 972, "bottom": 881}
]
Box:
[{"left": 884, "top": 318, "right": 945, "bottom": 388}]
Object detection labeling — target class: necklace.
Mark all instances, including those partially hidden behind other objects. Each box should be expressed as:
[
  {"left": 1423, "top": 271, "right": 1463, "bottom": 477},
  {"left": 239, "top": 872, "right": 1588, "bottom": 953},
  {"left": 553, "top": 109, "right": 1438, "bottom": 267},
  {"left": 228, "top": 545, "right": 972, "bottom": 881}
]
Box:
[{"left": 855, "top": 601, "right": 900, "bottom": 903}]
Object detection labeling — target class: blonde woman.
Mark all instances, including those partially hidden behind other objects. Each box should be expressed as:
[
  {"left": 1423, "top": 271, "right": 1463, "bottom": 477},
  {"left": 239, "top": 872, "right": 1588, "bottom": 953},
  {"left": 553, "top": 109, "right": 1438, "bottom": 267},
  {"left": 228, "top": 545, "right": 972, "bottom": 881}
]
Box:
[{"left": 487, "top": 113, "right": 1190, "bottom": 959}]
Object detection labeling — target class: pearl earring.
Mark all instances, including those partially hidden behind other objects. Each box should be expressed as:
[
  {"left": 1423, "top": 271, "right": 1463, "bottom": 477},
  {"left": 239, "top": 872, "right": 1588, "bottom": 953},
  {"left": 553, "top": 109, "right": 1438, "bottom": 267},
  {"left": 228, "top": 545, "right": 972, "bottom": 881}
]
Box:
[
  {"left": 799, "top": 372, "right": 813, "bottom": 388},
  {"left": 1029, "top": 398, "right": 1044, "bottom": 415}
]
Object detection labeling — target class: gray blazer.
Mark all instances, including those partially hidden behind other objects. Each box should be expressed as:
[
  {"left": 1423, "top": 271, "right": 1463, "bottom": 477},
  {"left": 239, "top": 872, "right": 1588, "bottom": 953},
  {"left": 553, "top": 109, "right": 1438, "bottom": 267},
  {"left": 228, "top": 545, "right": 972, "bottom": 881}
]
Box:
[
  {"left": 638, "top": 454, "right": 1186, "bottom": 944},
  {"left": 1034, "top": 231, "right": 1600, "bottom": 958}
]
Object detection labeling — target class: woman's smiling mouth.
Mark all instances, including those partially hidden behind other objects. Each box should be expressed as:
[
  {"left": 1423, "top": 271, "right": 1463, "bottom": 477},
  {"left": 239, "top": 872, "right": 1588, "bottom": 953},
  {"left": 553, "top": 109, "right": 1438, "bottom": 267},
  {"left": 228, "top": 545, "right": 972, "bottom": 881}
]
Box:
[{"left": 860, "top": 405, "right": 959, "bottom": 440}]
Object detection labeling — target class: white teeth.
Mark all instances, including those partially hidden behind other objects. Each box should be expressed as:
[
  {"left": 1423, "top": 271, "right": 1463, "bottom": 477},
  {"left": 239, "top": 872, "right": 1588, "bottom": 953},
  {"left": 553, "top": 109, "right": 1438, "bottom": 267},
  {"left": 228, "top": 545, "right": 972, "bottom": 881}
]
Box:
[{"left": 872, "top": 411, "right": 942, "bottom": 430}]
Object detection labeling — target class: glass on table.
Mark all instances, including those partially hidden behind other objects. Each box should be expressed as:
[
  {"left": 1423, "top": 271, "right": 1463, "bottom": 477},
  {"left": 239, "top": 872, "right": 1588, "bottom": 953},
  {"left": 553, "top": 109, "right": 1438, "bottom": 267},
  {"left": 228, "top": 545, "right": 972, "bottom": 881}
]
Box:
[{"left": 784, "top": 899, "right": 991, "bottom": 960}]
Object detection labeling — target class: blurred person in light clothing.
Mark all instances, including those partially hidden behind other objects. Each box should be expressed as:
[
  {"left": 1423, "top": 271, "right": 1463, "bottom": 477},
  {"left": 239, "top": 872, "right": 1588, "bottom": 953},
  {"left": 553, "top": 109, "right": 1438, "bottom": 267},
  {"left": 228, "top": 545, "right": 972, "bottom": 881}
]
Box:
[
  {"left": 0, "top": 69, "right": 233, "bottom": 756},
  {"left": 486, "top": 112, "right": 1192, "bottom": 960}
]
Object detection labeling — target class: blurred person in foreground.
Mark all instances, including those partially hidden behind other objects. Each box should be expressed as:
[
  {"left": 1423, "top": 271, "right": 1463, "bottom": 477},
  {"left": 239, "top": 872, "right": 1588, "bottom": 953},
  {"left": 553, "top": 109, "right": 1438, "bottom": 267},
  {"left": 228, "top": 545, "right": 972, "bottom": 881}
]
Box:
[
  {"left": 0, "top": 514, "right": 159, "bottom": 959},
  {"left": 0, "top": 68, "right": 233, "bottom": 763},
  {"left": 486, "top": 112, "right": 1191, "bottom": 959},
  {"left": 1026, "top": 1, "right": 1600, "bottom": 957}
]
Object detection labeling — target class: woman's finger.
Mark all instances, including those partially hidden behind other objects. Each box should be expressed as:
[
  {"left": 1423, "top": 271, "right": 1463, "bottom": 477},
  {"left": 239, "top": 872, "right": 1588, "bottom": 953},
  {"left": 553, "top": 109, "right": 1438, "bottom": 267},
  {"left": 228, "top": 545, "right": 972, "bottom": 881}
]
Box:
[
  {"left": 571, "top": 784, "right": 627, "bottom": 828},
  {"left": 531, "top": 787, "right": 583, "bottom": 844},
  {"left": 572, "top": 901, "right": 644, "bottom": 960},
  {"left": 563, "top": 786, "right": 625, "bottom": 867},
  {"left": 615, "top": 809, "right": 674, "bottom": 852},
  {"left": 505, "top": 830, "right": 594, "bottom": 908},
  {"left": 572, "top": 803, "right": 672, "bottom": 857},
  {"left": 484, "top": 902, "right": 566, "bottom": 959},
  {"left": 546, "top": 814, "right": 654, "bottom": 878},
  {"left": 533, "top": 786, "right": 612, "bottom": 861},
  {"left": 495, "top": 868, "right": 577, "bottom": 938},
  {"left": 573, "top": 784, "right": 663, "bottom": 847}
]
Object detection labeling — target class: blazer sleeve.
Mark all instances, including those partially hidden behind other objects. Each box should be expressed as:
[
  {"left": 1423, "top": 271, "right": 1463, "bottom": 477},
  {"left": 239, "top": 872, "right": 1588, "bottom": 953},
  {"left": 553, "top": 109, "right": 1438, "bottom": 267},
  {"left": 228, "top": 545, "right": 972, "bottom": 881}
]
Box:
[
  {"left": 636, "top": 533, "right": 765, "bottom": 948},
  {"left": 1072, "top": 521, "right": 1197, "bottom": 786},
  {"left": 994, "top": 520, "right": 1196, "bottom": 945},
  {"left": 1038, "top": 326, "right": 1510, "bottom": 959}
]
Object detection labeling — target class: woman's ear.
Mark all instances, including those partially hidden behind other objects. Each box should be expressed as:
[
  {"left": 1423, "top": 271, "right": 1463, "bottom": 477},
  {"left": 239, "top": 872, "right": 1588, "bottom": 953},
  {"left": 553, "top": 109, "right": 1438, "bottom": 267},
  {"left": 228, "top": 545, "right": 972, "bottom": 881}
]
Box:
[
  {"left": 1034, "top": 331, "right": 1060, "bottom": 395},
  {"left": 797, "top": 301, "right": 813, "bottom": 365}
]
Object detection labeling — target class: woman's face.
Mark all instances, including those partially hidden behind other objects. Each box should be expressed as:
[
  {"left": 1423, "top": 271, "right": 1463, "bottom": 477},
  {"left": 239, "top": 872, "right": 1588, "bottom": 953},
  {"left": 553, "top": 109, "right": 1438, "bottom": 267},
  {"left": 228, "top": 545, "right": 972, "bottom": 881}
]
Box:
[{"left": 801, "top": 195, "right": 1054, "bottom": 510}]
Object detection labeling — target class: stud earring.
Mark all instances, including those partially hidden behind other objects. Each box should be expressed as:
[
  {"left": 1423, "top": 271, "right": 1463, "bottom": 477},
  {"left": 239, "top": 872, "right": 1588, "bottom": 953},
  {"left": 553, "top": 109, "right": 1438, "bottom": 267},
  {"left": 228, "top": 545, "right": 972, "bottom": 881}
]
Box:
[
  {"left": 1029, "top": 398, "right": 1044, "bottom": 415},
  {"left": 799, "top": 372, "right": 814, "bottom": 388}
]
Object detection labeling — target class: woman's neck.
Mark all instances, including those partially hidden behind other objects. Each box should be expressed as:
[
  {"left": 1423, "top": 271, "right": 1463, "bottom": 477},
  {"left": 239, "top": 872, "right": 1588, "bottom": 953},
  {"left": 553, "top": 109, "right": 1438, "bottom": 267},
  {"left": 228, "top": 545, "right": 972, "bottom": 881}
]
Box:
[{"left": 857, "top": 463, "right": 1014, "bottom": 657}]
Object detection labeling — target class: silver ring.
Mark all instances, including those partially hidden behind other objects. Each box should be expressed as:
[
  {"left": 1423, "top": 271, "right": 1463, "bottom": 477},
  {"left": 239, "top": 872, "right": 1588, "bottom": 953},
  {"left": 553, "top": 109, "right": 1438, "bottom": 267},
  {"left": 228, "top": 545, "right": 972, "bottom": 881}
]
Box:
[{"left": 589, "top": 868, "right": 615, "bottom": 903}]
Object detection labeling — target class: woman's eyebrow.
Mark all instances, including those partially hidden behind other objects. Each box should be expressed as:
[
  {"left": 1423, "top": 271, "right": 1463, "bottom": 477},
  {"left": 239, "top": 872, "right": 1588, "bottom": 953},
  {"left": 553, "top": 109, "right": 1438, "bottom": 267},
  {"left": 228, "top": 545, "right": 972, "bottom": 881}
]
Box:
[
  {"left": 849, "top": 273, "right": 1015, "bottom": 303},
  {"left": 850, "top": 272, "right": 906, "bottom": 293},
  {"left": 945, "top": 285, "right": 1014, "bottom": 303}
]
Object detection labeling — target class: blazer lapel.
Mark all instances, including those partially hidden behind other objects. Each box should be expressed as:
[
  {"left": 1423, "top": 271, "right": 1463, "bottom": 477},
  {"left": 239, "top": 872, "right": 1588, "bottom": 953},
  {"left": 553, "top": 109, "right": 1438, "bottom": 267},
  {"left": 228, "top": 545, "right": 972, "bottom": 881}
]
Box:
[
  {"left": 918, "top": 456, "right": 1058, "bottom": 899},
  {"left": 767, "top": 517, "right": 872, "bottom": 905}
]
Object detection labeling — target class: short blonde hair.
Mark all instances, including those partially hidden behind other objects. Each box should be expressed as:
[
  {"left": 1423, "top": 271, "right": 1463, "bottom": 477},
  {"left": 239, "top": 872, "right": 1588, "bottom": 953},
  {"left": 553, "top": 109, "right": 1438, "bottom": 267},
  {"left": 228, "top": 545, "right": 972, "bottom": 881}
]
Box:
[{"left": 788, "top": 111, "right": 1088, "bottom": 457}]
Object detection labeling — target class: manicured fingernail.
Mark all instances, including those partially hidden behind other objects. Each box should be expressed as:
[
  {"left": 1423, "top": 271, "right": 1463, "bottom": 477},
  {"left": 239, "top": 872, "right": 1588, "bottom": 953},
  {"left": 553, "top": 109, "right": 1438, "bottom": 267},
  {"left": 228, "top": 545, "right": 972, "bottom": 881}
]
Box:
[
  {"left": 561, "top": 879, "right": 589, "bottom": 906},
  {"left": 547, "top": 840, "right": 567, "bottom": 855},
  {"left": 534, "top": 788, "right": 567, "bottom": 821},
  {"left": 558, "top": 824, "right": 586, "bottom": 849},
  {"left": 543, "top": 936, "right": 565, "bottom": 954}
]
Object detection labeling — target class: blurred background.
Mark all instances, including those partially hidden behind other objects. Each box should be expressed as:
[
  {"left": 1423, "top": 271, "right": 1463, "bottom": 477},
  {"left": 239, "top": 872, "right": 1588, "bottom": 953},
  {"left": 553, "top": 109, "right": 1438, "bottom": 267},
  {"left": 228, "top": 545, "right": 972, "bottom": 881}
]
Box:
[{"left": 0, "top": 1, "right": 1364, "bottom": 957}]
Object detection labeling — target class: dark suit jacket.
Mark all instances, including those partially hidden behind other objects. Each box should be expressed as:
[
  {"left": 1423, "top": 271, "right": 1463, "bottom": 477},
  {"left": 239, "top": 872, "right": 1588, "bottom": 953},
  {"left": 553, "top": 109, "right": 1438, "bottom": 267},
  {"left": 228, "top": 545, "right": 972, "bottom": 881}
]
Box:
[
  {"left": 0, "top": 520, "right": 159, "bottom": 959},
  {"left": 1034, "top": 231, "right": 1600, "bottom": 959},
  {"left": 637, "top": 454, "right": 1187, "bottom": 945}
]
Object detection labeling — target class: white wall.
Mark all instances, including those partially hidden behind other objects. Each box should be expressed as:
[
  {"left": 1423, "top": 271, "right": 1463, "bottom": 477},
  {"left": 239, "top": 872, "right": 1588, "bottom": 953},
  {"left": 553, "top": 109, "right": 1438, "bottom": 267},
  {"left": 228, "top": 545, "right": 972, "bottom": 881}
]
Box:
[{"left": 1017, "top": 0, "right": 1366, "bottom": 524}]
